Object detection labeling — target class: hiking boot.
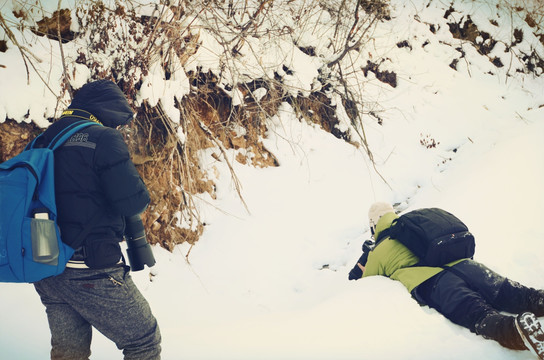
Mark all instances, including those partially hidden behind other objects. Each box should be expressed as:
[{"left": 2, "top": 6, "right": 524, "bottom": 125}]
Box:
[{"left": 516, "top": 312, "right": 544, "bottom": 359}]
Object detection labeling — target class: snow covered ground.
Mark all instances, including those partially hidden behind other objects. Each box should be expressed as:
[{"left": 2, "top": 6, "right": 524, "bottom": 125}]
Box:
[{"left": 1, "top": 0, "right": 544, "bottom": 359}]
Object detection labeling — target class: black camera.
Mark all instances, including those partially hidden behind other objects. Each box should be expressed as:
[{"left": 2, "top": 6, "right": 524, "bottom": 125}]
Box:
[
  {"left": 348, "top": 239, "right": 376, "bottom": 280},
  {"left": 362, "top": 239, "right": 375, "bottom": 254},
  {"left": 356, "top": 240, "right": 375, "bottom": 267},
  {"left": 124, "top": 214, "right": 156, "bottom": 271}
]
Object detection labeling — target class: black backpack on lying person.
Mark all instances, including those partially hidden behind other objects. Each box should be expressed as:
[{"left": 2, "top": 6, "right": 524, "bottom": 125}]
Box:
[{"left": 375, "top": 208, "right": 475, "bottom": 266}]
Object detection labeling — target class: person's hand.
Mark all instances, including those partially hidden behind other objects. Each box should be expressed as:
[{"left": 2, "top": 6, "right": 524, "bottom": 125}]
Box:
[
  {"left": 357, "top": 251, "right": 369, "bottom": 267},
  {"left": 349, "top": 239, "right": 374, "bottom": 280},
  {"left": 357, "top": 263, "right": 365, "bottom": 273},
  {"left": 348, "top": 263, "right": 363, "bottom": 280}
]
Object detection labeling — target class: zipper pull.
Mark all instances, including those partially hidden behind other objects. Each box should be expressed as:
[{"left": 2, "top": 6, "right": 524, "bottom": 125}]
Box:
[{"left": 108, "top": 276, "right": 123, "bottom": 286}]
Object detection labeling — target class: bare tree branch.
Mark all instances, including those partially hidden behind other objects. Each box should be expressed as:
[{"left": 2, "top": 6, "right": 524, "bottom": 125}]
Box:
[{"left": 57, "top": 0, "right": 73, "bottom": 99}]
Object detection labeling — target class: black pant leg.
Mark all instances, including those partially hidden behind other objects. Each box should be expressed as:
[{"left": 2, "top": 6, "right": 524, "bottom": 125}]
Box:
[
  {"left": 425, "top": 270, "right": 495, "bottom": 332},
  {"left": 452, "top": 259, "right": 544, "bottom": 316},
  {"left": 494, "top": 278, "right": 544, "bottom": 316},
  {"left": 416, "top": 265, "right": 526, "bottom": 350},
  {"left": 448, "top": 260, "right": 505, "bottom": 303}
]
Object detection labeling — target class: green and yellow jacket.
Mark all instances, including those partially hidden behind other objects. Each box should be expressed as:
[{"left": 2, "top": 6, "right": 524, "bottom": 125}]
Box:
[{"left": 362, "top": 212, "right": 465, "bottom": 293}]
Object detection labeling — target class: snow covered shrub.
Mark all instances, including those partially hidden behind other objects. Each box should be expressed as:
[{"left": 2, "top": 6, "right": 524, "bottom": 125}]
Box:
[
  {"left": 0, "top": 0, "right": 392, "bottom": 248},
  {"left": 359, "top": 0, "right": 391, "bottom": 20}
]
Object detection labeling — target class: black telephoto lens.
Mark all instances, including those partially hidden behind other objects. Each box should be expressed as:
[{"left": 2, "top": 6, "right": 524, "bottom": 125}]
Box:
[{"left": 125, "top": 215, "right": 156, "bottom": 271}]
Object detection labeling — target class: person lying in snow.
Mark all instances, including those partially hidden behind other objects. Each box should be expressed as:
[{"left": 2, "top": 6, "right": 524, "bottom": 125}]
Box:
[{"left": 349, "top": 202, "right": 544, "bottom": 360}]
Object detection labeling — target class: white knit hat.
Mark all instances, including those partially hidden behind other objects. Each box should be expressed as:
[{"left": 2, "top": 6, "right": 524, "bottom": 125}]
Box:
[{"left": 368, "top": 202, "right": 395, "bottom": 233}]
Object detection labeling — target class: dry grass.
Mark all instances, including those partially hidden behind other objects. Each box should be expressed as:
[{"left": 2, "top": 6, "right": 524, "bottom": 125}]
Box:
[
  {"left": 1, "top": 0, "right": 391, "bottom": 250},
  {"left": 124, "top": 71, "right": 289, "bottom": 250},
  {"left": 0, "top": 120, "right": 41, "bottom": 162},
  {"left": 500, "top": 0, "right": 544, "bottom": 45}
]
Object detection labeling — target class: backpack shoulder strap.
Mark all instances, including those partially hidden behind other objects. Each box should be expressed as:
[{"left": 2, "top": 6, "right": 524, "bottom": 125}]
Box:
[
  {"left": 375, "top": 227, "right": 391, "bottom": 245},
  {"left": 374, "top": 217, "right": 425, "bottom": 268},
  {"left": 374, "top": 214, "right": 402, "bottom": 246}
]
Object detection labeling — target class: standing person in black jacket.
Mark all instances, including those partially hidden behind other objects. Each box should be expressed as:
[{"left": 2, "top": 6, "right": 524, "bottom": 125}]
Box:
[{"left": 33, "top": 80, "right": 161, "bottom": 360}]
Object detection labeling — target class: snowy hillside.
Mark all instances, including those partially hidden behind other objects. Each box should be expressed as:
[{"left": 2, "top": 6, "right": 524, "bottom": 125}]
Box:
[{"left": 1, "top": 0, "right": 544, "bottom": 359}]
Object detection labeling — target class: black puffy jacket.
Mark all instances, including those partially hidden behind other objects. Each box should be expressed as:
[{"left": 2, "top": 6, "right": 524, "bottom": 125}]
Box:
[{"left": 35, "top": 80, "right": 150, "bottom": 268}]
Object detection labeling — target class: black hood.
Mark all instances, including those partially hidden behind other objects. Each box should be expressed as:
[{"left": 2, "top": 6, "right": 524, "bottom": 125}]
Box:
[{"left": 68, "top": 79, "right": 134, "bottom": 128}]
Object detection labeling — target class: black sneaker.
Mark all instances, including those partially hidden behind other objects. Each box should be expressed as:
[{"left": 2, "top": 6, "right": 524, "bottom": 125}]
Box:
[{"left": 516, "top": 312, "right": 544, "bottom": 359}]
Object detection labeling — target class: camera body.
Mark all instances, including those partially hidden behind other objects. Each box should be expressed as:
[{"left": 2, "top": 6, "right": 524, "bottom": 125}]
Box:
[
  {"left": 124, "top": 214, "right": 156, "bottom": 271},
  {"left": 348, "top": 239, "right": 375, "bottom": 280},
  {"left": 357, "top": 239, "right": 375, "bottom": 267},
  {"left": 362, "top": 239, "right": 375, "bottom": 255}
]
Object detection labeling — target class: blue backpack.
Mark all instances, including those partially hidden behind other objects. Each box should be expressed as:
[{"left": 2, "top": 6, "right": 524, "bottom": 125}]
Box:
[{"left": 0, "top": 120, "right": 96, "bottom": 282}]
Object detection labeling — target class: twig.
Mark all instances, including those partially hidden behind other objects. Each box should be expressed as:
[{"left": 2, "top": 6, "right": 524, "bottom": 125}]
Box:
[
  {"left": 336, "top": 66, "right": 391, "bottom": 190},
  {"left": 327, "top": 4, "right": 379, "bottom": 69},
  {"left": 197, "top": 120, "right": 251, "bottom": 215},
  {"left": 0, "top": 12, "right": 66, "bottom": 105},
  {"left": 57, "top": 1, "right": 73, "bottom": 99},
  {"left": 232, "top": 0, "right": 272, "bottom": 53},
  {"left": 0, "top": 13, "right": 31, "bottom": 83}
]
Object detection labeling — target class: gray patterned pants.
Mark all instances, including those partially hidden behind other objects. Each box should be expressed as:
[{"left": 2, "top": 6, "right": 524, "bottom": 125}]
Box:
[{"left": 34, "top": 265, "right": 161, "bottom": 360}]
